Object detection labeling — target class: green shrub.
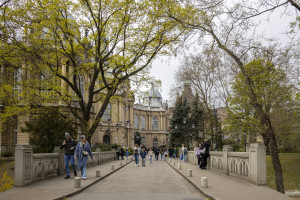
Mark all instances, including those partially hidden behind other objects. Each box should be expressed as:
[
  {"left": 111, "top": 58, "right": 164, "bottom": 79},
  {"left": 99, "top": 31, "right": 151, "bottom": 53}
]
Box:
[{"left": 0, "top": 151, "right": 14, "bottom": 157}]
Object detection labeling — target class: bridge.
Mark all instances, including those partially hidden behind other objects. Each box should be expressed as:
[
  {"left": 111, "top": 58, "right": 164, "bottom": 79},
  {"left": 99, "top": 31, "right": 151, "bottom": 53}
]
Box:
[{"left": 1, "top": 144, "right": 293, "bottom": 200}]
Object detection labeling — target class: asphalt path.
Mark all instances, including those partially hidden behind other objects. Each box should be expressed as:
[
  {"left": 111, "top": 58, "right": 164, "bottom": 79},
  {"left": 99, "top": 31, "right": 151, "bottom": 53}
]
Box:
[{"left": 70, "top": 159, "right": 206, "bottom": 200}]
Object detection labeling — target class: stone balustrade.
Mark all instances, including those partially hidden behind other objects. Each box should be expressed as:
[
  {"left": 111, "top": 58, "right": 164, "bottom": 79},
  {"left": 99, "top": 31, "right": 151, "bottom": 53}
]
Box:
[
  {"left": 186, "top": 143, "right": 266, "bottom": 185},
  {"left": 15, "top": 145, "right": 116, "bottom": 186}
]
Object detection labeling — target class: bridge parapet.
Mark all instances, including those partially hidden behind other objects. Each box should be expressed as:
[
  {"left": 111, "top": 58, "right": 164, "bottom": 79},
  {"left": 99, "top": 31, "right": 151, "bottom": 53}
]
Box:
[
  {"left": 15, "top": 145, "right": 116, "bottom": 186},
  {"left": 187, "top": 143, "right": 266, "bottom": 185}
]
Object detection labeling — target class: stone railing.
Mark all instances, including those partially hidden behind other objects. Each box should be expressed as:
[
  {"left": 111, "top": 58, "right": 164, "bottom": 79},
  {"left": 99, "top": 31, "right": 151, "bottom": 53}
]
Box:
[
  {"left": 186, "top": 143, "right": 266, "bottom": 185},
  {"left": 15, "top": 145, "right": 116, "bottom": 186}
]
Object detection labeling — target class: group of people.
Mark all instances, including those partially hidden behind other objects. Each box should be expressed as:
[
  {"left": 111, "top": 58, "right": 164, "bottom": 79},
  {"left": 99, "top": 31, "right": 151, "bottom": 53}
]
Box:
[
  {"left": 60, "top": 132, "right": 93, "bottom": 180},
  {"left": 60, "top": 131, "right": 211, "bottom": 180},
  {"left": 132, "top": 139, "right": 210, "bottom": 170}
]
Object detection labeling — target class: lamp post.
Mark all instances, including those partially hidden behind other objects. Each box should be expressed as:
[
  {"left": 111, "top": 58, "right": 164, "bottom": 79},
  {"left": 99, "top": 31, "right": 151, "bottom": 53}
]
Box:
[{"left": 213, "top": 108, "right": 218, "bottom": 151}]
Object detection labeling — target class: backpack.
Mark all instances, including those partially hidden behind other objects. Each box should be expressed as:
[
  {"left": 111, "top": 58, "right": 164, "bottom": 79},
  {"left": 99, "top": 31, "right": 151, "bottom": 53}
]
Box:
[{"left": 184, "top": 148, "right": 187, "bottom": 154}]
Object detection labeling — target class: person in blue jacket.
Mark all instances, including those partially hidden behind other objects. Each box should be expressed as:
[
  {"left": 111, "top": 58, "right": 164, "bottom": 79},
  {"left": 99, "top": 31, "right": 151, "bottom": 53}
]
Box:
[
  {"left": 140, "top": 148, "right": 147, "bottom": 167},
  {"left": 74, "top": 135, "right": 93, "bottom": 180},
  {"left": 125, "top": 148, "right": 129, "bottom": 160}
]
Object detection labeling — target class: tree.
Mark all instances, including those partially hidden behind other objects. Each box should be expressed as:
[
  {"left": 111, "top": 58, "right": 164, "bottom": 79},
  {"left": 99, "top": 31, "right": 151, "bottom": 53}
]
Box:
[
  {"left": 169, "top": 96, "right": 190, "bottom": 147},
  {"left": 21, "top": 108, "right": 76, "bottom": 153},
  {"left": 0, "top": 0, "right": 186, "bottom": 141},
  {"left": 189, "top": 93, "right": 204, "bottom": 143},
  {"left": 160, "top": 0, "right": 296, "bottom": 193}
]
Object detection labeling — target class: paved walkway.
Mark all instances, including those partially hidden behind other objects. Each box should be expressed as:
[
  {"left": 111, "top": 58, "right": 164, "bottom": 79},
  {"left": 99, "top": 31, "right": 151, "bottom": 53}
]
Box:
[
  {"left": 165, "top": 158, "right": 293, "bottom": 200},
  {"left": 70, "top": 159, "right": 206, "bottom": 200},
  {"left": 1, "top": 159, "right": 131, "bottom": 200}
]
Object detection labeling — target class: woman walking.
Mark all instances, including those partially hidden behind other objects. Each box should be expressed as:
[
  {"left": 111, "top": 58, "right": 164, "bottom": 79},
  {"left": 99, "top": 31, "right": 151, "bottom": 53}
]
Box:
[
  {"left": 195, "top": 144, "right": 202, "bottom": 168},
  {"left": 74, "top": 135, "right": 93, "bottom": 180},
  {"left": 133, "top": 144, "right": 140, "bottom": 167}
]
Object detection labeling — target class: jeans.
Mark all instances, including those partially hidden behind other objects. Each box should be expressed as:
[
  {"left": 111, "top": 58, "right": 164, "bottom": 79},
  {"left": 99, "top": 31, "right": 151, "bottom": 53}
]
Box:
[
  {"left": 173, "top": 153, "right": 176, "bottom": 159},
  {"left": 80, "top": 167, "right": 87, "bottom": 178},
  {"left": 155, "top": 153, "right": 159, "bottom": 160},
  {"left": 64, "top": 155, "right": 75, "bottom": 176},
  {"left": 134, "top": 154, "right": 139, "bottom": 165},
  {"left": 149, "top": 155, "right": 153, "bottom": 164},
  {"left": 180, "top": 153, "right": 186, "bottom": 162}
]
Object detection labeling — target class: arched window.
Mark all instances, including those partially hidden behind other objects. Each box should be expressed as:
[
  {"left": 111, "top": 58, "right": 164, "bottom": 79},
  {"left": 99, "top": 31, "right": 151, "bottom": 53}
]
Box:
[
  {"left": 152, "top": 116, "right": 159, "bottom": 130},
  {"left": 140, "top": 115, "right": 146, "bottom": 130},
  {"left": 134, "top": 114, "right": 139, "bottom": 129},
  {"left": 103, "top": 103, "right": 111, "bottom": 121},
  {"left": 153, "top": 137, "right": 158, "bottom": 148},
  {"left": 141, "top": 137, "right": 146, "bottom": 146}
]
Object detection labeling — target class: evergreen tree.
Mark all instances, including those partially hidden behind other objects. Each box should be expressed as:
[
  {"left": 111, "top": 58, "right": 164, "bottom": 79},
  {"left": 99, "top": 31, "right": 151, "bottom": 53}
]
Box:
[
  {"left": 22, "top": 108, "right": 76, "bottom": 153},
  {"left": 189, "top": 93, "right": 204, "bottom": 143}
]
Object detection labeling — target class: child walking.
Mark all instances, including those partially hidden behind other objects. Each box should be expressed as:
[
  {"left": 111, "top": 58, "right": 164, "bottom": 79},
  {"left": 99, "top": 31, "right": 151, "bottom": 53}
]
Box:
[{"left": 148, "top": 148, "right": 153, "bottom": 164}]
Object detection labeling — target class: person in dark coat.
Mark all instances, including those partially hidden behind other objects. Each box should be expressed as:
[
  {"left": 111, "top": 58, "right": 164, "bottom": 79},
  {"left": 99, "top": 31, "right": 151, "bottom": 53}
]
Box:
[
  {"left": 200, "top": 139, "right": 210, "bottom": 169},
  {"left": 60, "top": 132, "right": 77, "bottom": 179},
  {"left": 155, "top": 147, "right": 160, "bottom": 161}
]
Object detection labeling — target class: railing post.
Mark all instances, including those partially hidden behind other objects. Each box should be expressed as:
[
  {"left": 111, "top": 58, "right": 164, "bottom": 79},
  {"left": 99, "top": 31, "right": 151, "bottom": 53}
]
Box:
[
  {"left": 53, "top": 146, "right": 65, "bottom": 176},
  {"left": 222, "top": 145, "right": 233, "bottom": 176},
  {"left": 249, "top": 143, "right": 266, "bottom": 185},
  {"left": 15, "top": 145, "right": 33, "bottom": 186}
]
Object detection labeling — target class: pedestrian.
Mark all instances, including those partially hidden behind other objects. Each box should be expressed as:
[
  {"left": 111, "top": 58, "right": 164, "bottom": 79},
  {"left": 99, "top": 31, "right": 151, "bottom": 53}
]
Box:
[
  {"left": 180, "top": 144, "right": 187, "bottom": 162},
  {"left": 133, "top": 144, "right": 140, "bottom": 167},
  {"left": 120, "top": 146, "right": 124, "bottom": 160},
  {"left": 164, "top": 149, "right": 168, "bottom": 160},
  {"left": 140, "top": 148, "right": 147, "bottom": 166},
  {"left": 148, "top": 148, "right": 153, "bottom": 164},
  {"left": 169, "top": 147, "right": 173, "bottom": 158},
  {"left": 74, "top": 135, "right": 93, "bottom": 180},
  {"left": 60, "top": 132, "right": 77, "bottom": 179},
  {"left": 125, "top": 148, "right": 129, "bottom": 160},
  {"left": 155, "top": 147, "right": 160, "bottom": 161},
  {"left": 116, "top": 145, "right": 121, "bottom": 160},
  {"left": 160, "top": 148, "right": 164, "bottom": 160},
  {"left": 200, "top": 139, "right": 210, "bottom": 169},
  {"left": 173, "top": 148, "right": 177, "bottom": 159},
  {"left": 195, "top": 144, "right": 202, "bottom": 168}
]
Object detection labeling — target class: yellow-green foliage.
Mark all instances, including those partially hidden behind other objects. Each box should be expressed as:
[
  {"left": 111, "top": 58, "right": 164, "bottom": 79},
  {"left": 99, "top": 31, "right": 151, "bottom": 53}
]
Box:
[{"left": 0, "top": 171, "right": 14, "bottom": 192}]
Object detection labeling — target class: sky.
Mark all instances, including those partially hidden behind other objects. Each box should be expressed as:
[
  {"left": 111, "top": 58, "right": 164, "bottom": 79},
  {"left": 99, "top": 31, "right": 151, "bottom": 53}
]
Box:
[{"left": 149, "top": 3, "right": 299, "bottom": 104}]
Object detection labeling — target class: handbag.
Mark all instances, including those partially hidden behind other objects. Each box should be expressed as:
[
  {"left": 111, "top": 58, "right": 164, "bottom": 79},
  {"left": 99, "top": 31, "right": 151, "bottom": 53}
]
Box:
[
  {"left": 200, "top": 147, "right": 206, "bottom": 155},
  {"left": 81, "top": 142, "right": 89, "bottom": 156}
]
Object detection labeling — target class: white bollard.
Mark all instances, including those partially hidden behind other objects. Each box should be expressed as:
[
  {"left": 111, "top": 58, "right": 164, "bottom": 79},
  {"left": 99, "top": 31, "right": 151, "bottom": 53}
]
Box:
[
  {"left": 126, "top": 160, "right": 128, "bottom": 163},
  {"left": 111, "top": 164, "right": 114, "bottom": 170},
  {"left": 74, "top": 177, "right": 81, "bottom": 188},
  {"left": 120, "top": 161, "right": 122, "bottom": 166},
  {"left": 187, "top": 169, "right": 192, "bottom": 177},
  {"left": 173, "top": 161, "right": 175, "bottom": 166},
  {"left": 201, "top": 177, "right": 208, "bottom": 188},
  {"left": 96, "top": 169, "right": 101, "bottom": 177},
  {"left": 178, "top": 164, "right": 182, "bottom": 170}
]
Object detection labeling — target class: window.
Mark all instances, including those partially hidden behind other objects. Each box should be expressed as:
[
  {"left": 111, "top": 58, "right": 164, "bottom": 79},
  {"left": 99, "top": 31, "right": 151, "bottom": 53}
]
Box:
[
  {"left": 102, "top": 103, "right": 111, "bottom": 121},
  {"left": 76, "top": 74, "right": 84, "bottom": 97},
  {"left": 152, "top": 116, "right": 159, "bottom": 130},
  {"left": 140, "top": 115, "right": 146, "bottom": 130},
  {"left": 153, "top": 137, "right": 158, "bottom": 148},
  {"left": 13, "top": 68, "right": 22, "bottom": 100},
  {"left": 134, "top": 114, "right": 139, "bottom": 129},
  {"left": 141, "top": 137, "right": 146, "bottom": 146},
  {"left": 14, "top": 125, "right": 18, "bottom": 144}
]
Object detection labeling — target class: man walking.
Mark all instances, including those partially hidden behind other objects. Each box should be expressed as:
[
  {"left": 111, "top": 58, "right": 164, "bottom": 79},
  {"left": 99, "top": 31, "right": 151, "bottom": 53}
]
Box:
[{"left": 60, "top": 132, "right": 77, "bottom": 179}]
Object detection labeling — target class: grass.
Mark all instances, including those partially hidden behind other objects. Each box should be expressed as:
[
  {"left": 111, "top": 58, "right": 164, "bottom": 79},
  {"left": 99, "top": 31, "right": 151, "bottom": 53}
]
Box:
[{"left": 266, "top": 153, "right": 300, "bottom": 191}]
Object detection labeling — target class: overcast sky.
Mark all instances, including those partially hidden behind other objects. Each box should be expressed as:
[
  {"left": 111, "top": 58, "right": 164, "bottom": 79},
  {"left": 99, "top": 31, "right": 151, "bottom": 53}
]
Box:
[{"left": 149, "top": 4, "right": 299, "bottom": 103}]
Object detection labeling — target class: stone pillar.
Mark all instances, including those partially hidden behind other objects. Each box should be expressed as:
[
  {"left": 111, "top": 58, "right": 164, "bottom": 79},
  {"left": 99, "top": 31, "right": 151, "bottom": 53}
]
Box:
[
  {"left": 249, "top": 143, "right": 266, "bottom": 185},
  {"left": 187, "top": 169, "right": 192, "bottom": 177},
  {"left": 53, "top": 146, "right": 65, "bottom": 176},
  {"left": 201, "top": 177, "right": 208, "bottom": 188},
  {"left": 96, "top": 148, "right": 101, "bottom": 165},
  {"left": 96, "top": 169, "right": 101, "bottom": 177},
  {"left": 15, "top": 145, "right": 33, "bottom": 186},
  {"left": 222, "top": 145, "right": 233, "bottom": 176}
]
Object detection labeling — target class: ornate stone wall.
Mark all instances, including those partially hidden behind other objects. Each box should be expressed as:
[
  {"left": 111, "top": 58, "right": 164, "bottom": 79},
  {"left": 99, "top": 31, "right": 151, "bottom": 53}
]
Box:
[
  {"left": 15, "top": 146, "right": 116, "bottom": 186},
  {"left": 186, "top": 143, "right": 266, "bottom": 185}
]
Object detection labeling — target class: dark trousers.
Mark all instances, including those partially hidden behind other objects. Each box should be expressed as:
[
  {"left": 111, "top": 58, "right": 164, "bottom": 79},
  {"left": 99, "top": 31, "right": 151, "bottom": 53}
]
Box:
[
  {"left": 201, "top": 155, "right": 208, "bottom": 169},
  {"left": 155, "top": 153, "right": 159, "bottom": 160},
  {"left": 116, "top": 152, "right": 120, "bottom": 160},
  {"left": 197, "top": 155, "right": 201, "bottom": 166}
]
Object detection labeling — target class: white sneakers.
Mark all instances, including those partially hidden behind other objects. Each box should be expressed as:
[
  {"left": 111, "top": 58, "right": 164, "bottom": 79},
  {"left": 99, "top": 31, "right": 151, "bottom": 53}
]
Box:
[
  {"left": 81, "top": 177, "right": 86, "bottom": 180},
  {"left": 135, "top": 164, "right": 139, "bottom": 167}
]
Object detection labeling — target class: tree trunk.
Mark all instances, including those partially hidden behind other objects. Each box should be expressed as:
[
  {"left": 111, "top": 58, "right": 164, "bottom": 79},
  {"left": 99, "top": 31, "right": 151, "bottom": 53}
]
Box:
[{"left": 268, "top": 127, "right": 285, "bottom": 193}]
